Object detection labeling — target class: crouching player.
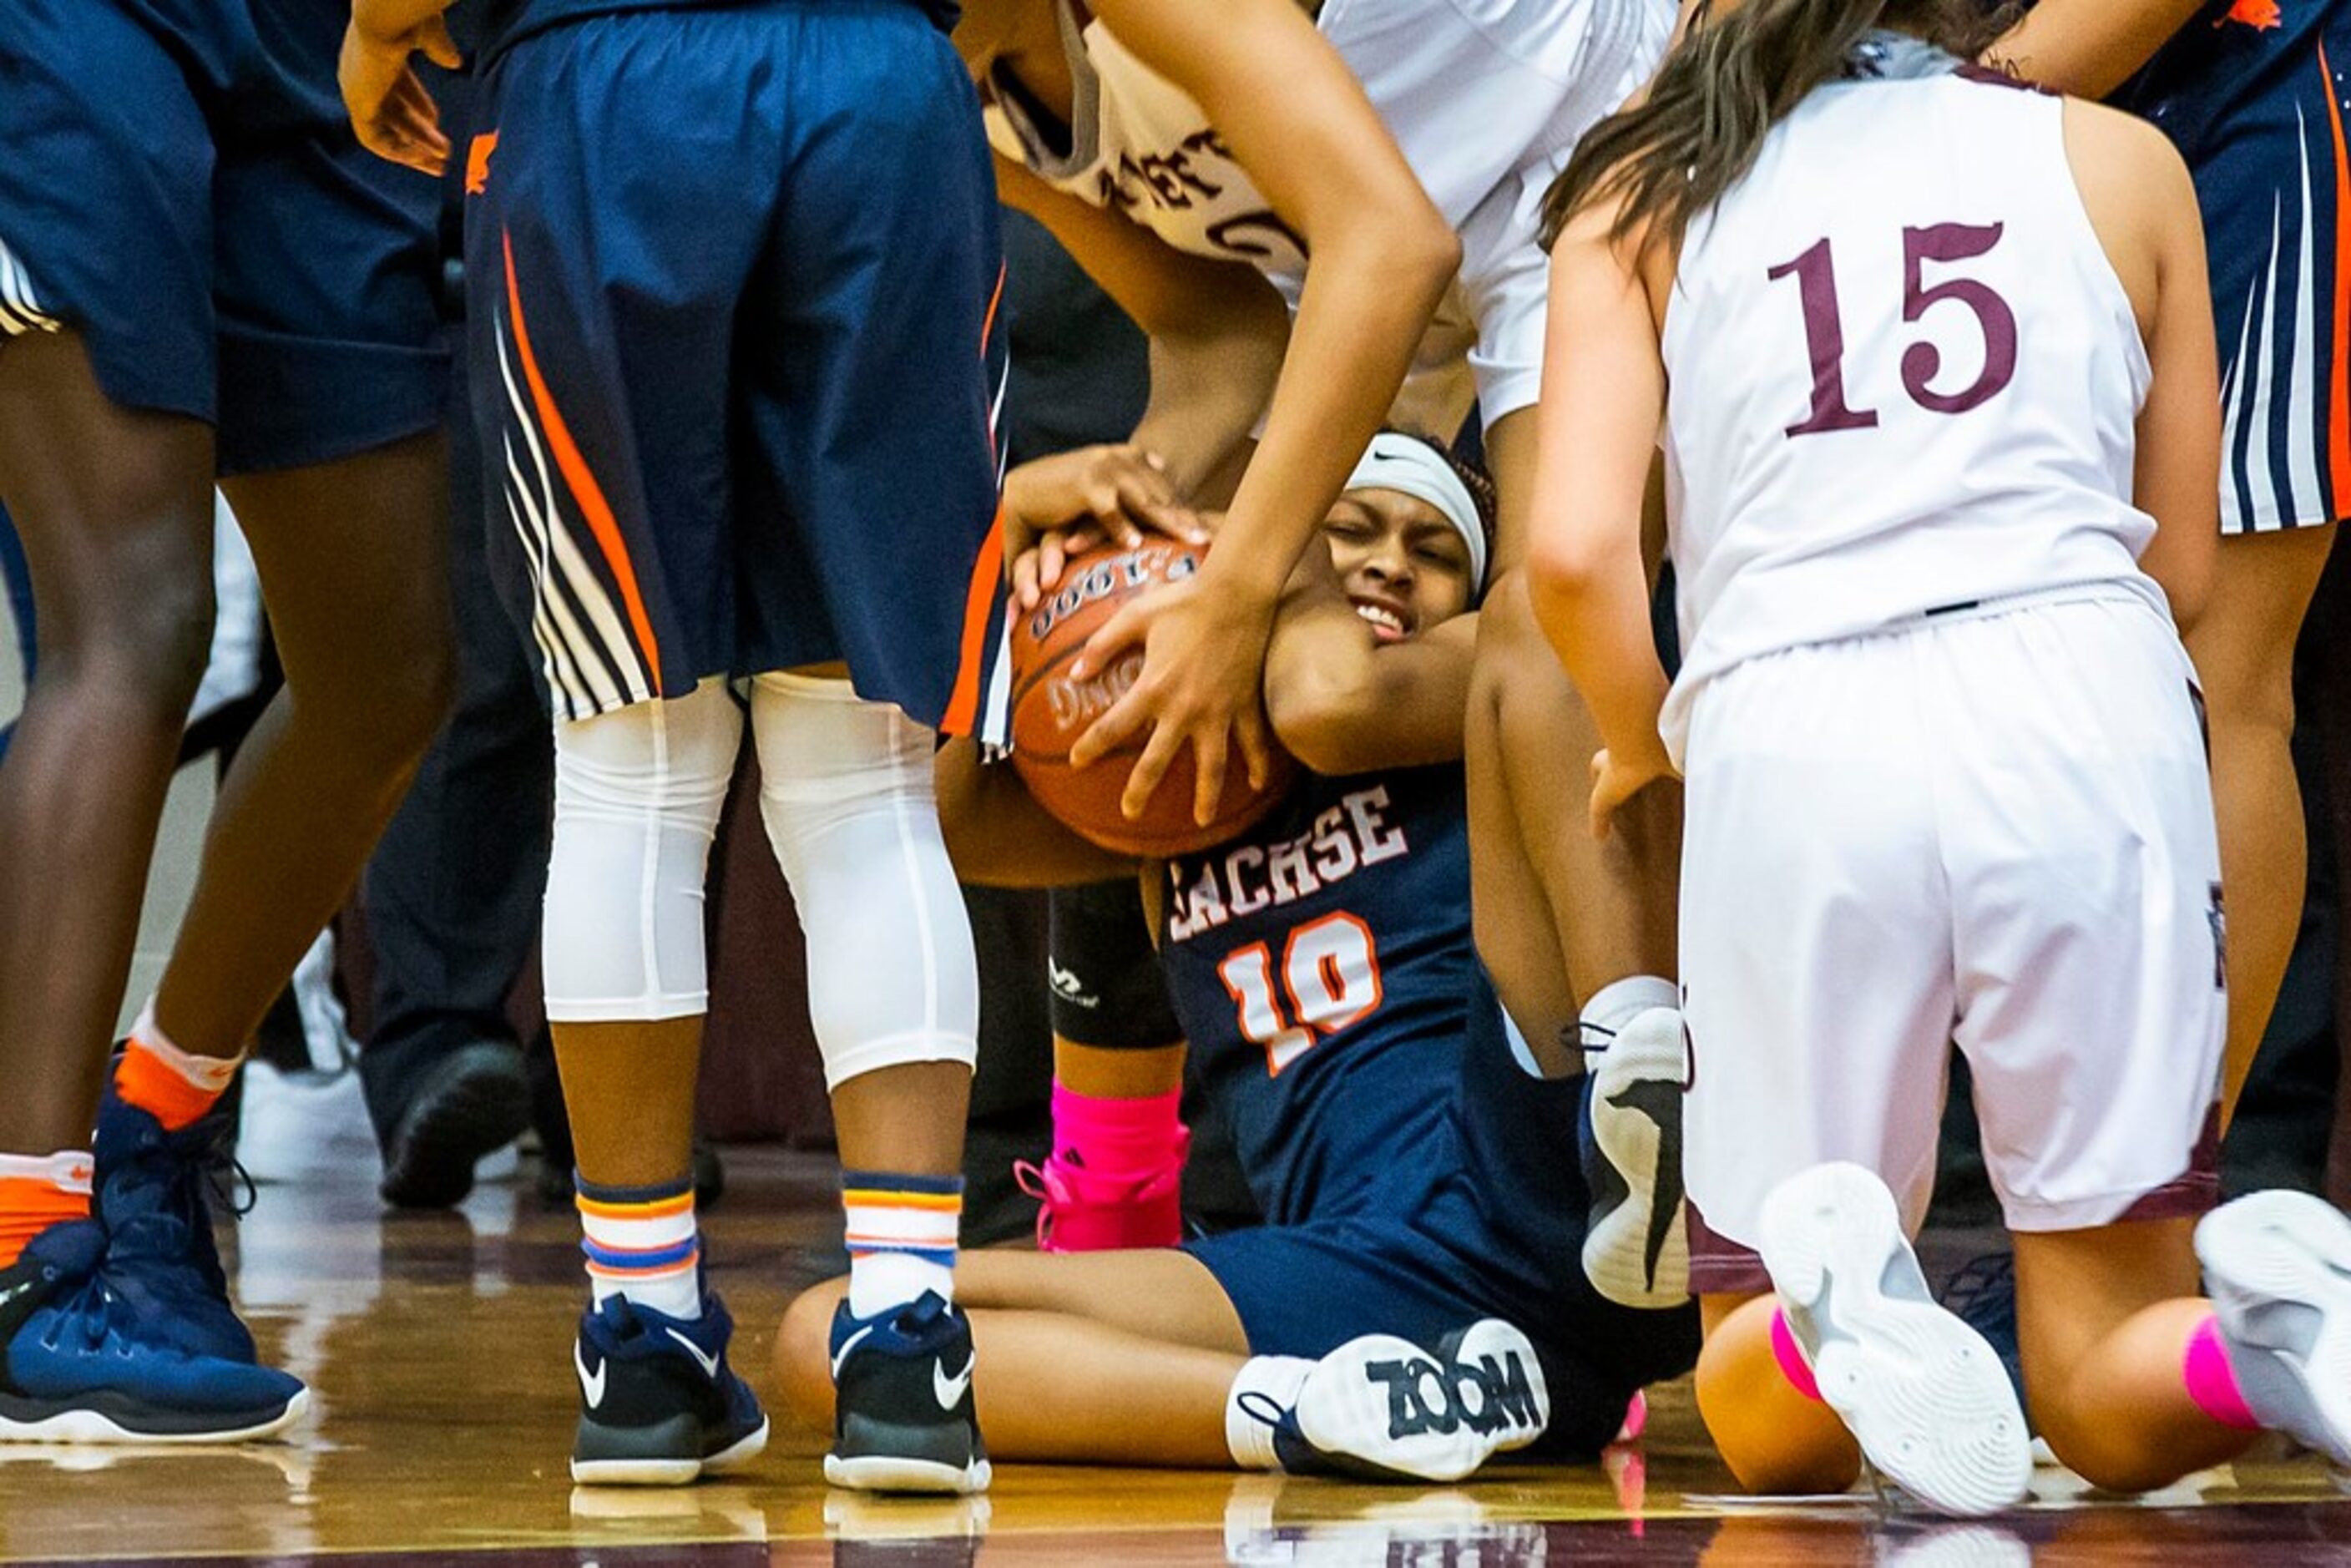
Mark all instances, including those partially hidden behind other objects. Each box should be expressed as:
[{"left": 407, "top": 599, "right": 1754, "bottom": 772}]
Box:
[
  {"left": 1532, "top": 0, "right": 2351, "bottom": 1516},
  {"left": 776, "top": 433, "right": 1697, "bottom": 1481}
]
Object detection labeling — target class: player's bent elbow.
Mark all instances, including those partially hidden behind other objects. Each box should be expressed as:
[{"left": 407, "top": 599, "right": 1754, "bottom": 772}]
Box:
[{"left": 1267, "top": 664, "right": 1383, "bottom": 777}]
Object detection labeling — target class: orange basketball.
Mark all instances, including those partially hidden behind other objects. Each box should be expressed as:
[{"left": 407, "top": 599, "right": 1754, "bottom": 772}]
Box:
[{"left": 1009, "top": 539, "right": 1295, "bottom": 858}]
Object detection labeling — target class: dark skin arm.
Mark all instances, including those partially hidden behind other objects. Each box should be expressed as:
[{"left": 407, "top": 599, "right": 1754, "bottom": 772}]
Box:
[
  {"left": 1262, "top": 548, "right": 1477, "bottom": 777},
  {"left": 1981, "top": 0, "right": 2208, "bottom": 99}
]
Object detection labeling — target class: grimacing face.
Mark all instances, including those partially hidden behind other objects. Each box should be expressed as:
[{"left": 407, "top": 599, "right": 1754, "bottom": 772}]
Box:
[{"left": 1319, "top": 488, "right": 1476, "bottom": 644}]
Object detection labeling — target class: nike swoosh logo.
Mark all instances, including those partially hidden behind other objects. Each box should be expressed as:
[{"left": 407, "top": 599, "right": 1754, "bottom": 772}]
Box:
[
  {"left": 0, "top": 1282, "right": 33, "bottom": 1314},
  {"left": 665, "top": 1327, "right": 722, "bottom": 1381},
  {"left": 574, "top": 1342, "right": 607, "bottom": 1409},
  {"left": 831, "top": 1324, "right": 876, "bottom": 1383},
  {"left": 933, "top": 1352, "right": 976, "bottom": 1410}
]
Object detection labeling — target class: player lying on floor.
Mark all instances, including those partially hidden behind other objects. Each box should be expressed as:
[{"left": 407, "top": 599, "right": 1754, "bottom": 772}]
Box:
[
  {"left": 1530, "top": 0, "right": 2351, "bottom": 1518},
  {"left": 774, "top": 432, "right": 1698, "bottom": 1483}
]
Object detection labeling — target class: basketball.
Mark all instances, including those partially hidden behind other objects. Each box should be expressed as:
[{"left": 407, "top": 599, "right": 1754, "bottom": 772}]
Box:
[{"left": 1009, "top": 539, "right": 1295, "bottom": 858}]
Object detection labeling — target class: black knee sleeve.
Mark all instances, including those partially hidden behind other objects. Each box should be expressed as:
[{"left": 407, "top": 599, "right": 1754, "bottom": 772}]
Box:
[{"left": 1047, "top": 878, "right": 1182, "bottom": 1050}]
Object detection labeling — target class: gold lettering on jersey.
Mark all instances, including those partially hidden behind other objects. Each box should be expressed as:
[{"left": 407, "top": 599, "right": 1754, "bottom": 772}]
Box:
[{"left": 1167, "top": 785, "right": 1408, "bottom": 942}]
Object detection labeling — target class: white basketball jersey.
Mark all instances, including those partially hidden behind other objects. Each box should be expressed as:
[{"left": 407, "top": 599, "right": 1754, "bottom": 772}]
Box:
[
  {"left": 1657, "top": 67, "right": 2162, "bottom": 763},
  {"left": 981, "top": 0, "right": 1668, "bottom": 282}
]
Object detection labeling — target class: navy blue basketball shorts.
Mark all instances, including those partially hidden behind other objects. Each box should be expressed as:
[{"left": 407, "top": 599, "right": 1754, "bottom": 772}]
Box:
[
  {"left": 465, "top": 0, "right": 1012, "bottom": 735},
  {"left": 0, "top": 0, "right": 447, "bottom": 476},
  {"left": 2125, "top": 3, "right": 2350, "bottom": 534},
  {"left": 1186, "top": 1174, "right": 1695, "bottom": 1460}
]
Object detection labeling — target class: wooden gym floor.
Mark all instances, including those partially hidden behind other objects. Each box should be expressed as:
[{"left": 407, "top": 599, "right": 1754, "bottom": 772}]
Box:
[{"left": 4, "top": 1147, "right": 2348, "bottom": 1566}]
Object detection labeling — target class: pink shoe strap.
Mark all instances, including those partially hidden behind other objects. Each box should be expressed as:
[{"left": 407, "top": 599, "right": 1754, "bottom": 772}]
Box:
[{"left": 1770, "top": 1308, "right": 1823, "bottom": 1403}]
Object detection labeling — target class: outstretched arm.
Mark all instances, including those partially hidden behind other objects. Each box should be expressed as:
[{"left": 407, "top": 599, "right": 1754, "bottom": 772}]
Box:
[
  {"left": 1524, "top": 206, "right": 1674, "bottom": 839},
  {"left": 341, "top": 0, "right": 462, "bottom": 172},
  {"left": 1981, "top": 0, "right": 2206, "bottom": 99},
  {"left": 1064, "top": 0, "right": 1460, "bottom": 828}
]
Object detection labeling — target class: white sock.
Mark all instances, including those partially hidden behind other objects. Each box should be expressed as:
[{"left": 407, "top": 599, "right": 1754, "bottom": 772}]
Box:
[
  {"left": 1578, "top": 975, "right": 1678, "bottom": 1059},
  {"left": 1225, "top": 1356, "right": 1315, "bottom": 1469},
  {"left": 843, "top": 1171, "right": 962, "bottom": 1319},
  {"left": 577, "top": 1179, "right": 703, "bottom": 1321}
]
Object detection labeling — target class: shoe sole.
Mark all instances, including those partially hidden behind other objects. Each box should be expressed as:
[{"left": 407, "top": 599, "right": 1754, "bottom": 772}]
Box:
[
  {"left": 1296, "top": 1327, "right": 1538, "bottom": 1483},
  {"left": 570, "top": 1415, "right": 771, "bottom": 1486},
  {"left": 824, "top": 1451, "right": 992, "bottom": 1495},
  {"left": 1583, "top": 1010, "right": 1691, "bottom": 1309},
  {"left": 380, "top": 1051, "right": 531, "bottom": 1210},
  {"left": 0, "top": 1386, "right": 308, "bottom": 1445},
  {"left": 2196, "top": 1189, "right": 2351, "bottom": 1465},
  {"left": 1759, "top": 1164, "right": 2029, "bottom": 1517}
]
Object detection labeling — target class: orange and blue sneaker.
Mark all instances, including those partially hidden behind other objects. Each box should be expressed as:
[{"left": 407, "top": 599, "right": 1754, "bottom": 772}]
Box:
[
  {"left": 0, "top": 1220, "right": 305, "bottom": 1442},
  {"left": 92, "top": 1070, "right": 254, "bottom": 1364}
]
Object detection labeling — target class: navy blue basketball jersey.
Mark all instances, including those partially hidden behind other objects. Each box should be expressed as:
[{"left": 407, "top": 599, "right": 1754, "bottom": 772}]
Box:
[{"left": 1158, "top": 766, "right": 1478, "bottom": 1226}]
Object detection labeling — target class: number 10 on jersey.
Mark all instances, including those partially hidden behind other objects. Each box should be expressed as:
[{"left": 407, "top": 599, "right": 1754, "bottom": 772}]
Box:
[{"left": 1218, "top": 913, "right": 1384, "bottom": 1077}]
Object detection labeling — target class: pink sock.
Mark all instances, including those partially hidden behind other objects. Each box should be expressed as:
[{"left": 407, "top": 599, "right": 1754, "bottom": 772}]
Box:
[
  {"left": 1770, "top": 1308, "right": 1823, "bottom": 1402},
  {"left": 2183, "top": 1315, "right": 2261, "bottom": 1431},
  {"left": 1025, "top": 1082, "right": 1188, "bottom": 1252},
  {"left": 1054, "top": 1081, "right": 1183, "bottom": 1166}
]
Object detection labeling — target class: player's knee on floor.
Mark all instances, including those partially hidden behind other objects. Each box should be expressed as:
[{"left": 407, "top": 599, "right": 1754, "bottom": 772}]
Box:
[
  {"left": 774, "top": 1278, "right": 851, "bottom": 1426},
  {"left": 750, "top": 672, "right": 978, "bottom": 1088},
  {"left": 542, "top": 679, "right": 741, "bottom": 1022}
]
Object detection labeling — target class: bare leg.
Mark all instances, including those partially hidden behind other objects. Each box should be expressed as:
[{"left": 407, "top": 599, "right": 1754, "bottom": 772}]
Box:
[
  {"left": 1691, "top": 1292, "right": 1861, "bottom": 1495},
  {"left": 2012, "top": 1222, "right": 2257, "bottom": 1493},
  {"left": 1471, "top": 412, "right": 1679, "bottom": 1052},
  {"left": 2186, "top": 524, "right": 2335, "bottom": 1120},
  {"left": 556, "top": 1018, "right": 700, "bottom": 1187},
  {"left": 832, "top": 1062, "right": 973, "bottom": 1181},
  {"left": 1055, "top": 1039, "right": 1185, "bottom": 1100},
  {"left": 156, "top": 432, "right": 455, "bottom": 1057},
  {"left": 0, "top": 334, "right": 215, "bottom": 1147},
  {"left": 776, "top": 1250, "right": 1248, "bottom": 1464}
]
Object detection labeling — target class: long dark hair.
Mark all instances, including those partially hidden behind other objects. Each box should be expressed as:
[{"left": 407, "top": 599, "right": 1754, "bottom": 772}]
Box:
[{"left": 1540, "top": 0, "right": 2019, "bottom": 255}]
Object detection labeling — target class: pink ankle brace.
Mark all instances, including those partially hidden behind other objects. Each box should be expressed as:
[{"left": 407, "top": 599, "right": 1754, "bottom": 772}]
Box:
[
  {"left": 1024, "top": 1083, "right": 1189, "bottom": 1252},
  {"left": 2183, "top": 1315, "right": 2261, "bottom": 1431},
  {"left": 1770, "top": 1308, "right": 1823, "bottom": 1402}
]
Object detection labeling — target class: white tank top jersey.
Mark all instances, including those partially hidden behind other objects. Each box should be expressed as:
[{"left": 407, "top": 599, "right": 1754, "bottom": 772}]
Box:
[
  {"left": 1656, "top": 62, "right": 2165, "bottom": 764},
  {"left": 981, "top": 0, "right": 1665, "bottom": 283}
]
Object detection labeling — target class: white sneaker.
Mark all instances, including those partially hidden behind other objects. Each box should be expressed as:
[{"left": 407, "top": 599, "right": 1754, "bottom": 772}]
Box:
[
  {"left": 235, "top": 1060, "right": 380, "bottom": 1186},
  {"left": 2196, "top": 1187, "right": 2351, "bottom": 1466},
  {"left": 1263, "top": 1322, "right": 1550, "bottom": 1483},
  {"left": 1581, "top": 1006, "right": 1691, "bottom": 1308},
  {"left": 1759, "top": 1162, "right": 2030, "bottom": 1517}
]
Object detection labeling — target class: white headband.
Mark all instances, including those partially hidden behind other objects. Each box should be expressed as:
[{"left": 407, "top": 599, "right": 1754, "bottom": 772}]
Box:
[{"left": 1342, "top": 432, "right": 1489, "bottom": 590}]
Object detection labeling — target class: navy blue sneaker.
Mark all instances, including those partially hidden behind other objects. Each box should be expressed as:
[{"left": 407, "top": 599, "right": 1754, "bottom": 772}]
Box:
[
  {"left": 825, "top": 1292, "right": 990, "bottom": 1495},
  {"left": 1943, "top": 1252, "right": 2026, "bottom": 1410},
  {"left": 571, "top": 1285, "right": 769, "bottom": 1485},
  {"left": 0, "top": 1220, "right": 306, "bottom": 1442},
  {"left": 93, "top": 1065, "right": 254, "bottom": 1364}
]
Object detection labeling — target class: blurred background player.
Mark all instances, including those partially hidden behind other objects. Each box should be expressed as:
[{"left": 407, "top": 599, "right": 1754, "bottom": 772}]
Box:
[
  {"left": 961, "top": 0, "right": 1690, "bottom": 1263},
  {"left": 0, "top": 0, "right": 455, "bottom": 1439},
  {"left": 1534, "top": 0, "right": 2351, "bottom": 1515},
  {"left": 1984, "top": 0, "right": 2348, "bottom": 1141},
  {"left": 346, "top": 0, "right": 1014, "bottom": 1493},
  {"left": 776, "top": 434, "right": 1696, "bottom": 1482}
]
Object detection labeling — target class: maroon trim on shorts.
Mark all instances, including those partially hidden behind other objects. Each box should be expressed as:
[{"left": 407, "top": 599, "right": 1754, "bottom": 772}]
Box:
[
  {"left": 2116, "top": 1105, "right": 2223, "bottom": 1224},
  {"left": 1687, "top": 1200, "right": 1773, "bottom": 1296}
]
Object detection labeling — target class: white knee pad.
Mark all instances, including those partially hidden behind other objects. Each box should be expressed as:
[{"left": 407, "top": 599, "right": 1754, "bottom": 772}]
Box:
[
  {"left": 750, "top": 672, "right": 978, "bottom": 1090},
  {"left": 543, "top": 679, "right": 742, "bottom": 1023}
]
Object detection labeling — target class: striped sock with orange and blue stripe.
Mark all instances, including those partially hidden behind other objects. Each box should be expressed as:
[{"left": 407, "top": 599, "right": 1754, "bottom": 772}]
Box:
[
  {"left": 842, "top": 1170, "right": 962, "bottom": 1319},
  {"left": 576, "top": 1174, "right": 701, "bottom": 1320}
]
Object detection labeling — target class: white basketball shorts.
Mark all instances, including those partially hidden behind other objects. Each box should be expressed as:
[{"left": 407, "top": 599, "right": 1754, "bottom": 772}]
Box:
[{"left": 1676, "top": 588, "right": 2226, "bottom": 1296}]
